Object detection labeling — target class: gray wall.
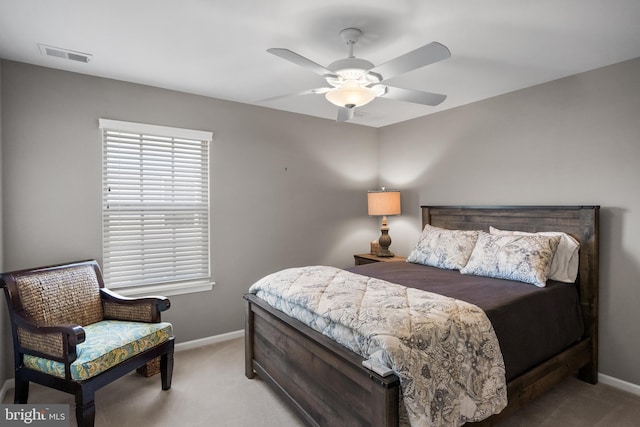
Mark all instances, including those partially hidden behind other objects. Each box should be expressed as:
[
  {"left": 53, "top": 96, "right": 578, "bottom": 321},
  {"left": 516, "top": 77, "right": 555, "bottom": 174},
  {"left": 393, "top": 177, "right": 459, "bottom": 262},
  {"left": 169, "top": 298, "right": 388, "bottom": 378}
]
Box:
[
  {"left": 0, "top": 59, "right": 7, "bottom": 386},
  {"left": 378, "top": 57, "right": 640, "bottom": 386},
  {"left": 0, "top": 61, "right": 379, "bottom": 348}
]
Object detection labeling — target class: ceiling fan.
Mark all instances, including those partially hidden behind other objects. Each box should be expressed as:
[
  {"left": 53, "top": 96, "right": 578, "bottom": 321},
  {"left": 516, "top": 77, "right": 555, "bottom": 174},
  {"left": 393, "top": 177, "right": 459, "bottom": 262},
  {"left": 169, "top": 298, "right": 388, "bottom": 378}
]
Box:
[{"left": 265, "top": 28, "right": 451, "bottom": 122}]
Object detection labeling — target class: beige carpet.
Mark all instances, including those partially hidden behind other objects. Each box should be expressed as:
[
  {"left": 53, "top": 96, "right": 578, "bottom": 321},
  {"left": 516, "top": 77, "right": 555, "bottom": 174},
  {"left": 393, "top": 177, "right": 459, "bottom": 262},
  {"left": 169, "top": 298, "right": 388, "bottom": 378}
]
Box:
[{"left": 3, "top": 337, "right": 640, "bottom": 426}]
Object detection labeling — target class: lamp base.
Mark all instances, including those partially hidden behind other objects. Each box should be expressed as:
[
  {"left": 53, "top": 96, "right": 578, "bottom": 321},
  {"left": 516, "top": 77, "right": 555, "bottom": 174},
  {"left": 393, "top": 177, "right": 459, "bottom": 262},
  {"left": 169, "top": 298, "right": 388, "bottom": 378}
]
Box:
[
  {"left": 376, "top": 217, "right": 394, "bottom": 257},
  {"left": 376, "top": 248, "right": 395, "bottom": 257}
]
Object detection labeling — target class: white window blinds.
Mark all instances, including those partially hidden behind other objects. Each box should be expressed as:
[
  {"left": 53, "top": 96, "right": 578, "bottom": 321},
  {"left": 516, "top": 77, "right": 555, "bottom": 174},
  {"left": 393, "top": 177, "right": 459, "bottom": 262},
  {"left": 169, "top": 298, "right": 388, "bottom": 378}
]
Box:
[{"left": 99, "top": 119, "right": 213, "bottom": 296}]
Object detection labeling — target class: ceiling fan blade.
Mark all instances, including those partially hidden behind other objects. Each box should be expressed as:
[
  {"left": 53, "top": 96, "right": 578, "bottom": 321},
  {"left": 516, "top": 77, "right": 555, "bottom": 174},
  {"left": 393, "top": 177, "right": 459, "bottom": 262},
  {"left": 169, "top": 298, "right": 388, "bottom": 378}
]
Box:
[
  {"left": 368, "top": 42, "right": 451, "bottom": 81},
  {"left": 382, "top": 86, "right": 447, "bottom": 106},
  {"left": 337, "top": 105, "right": 355, "bottom": 122},
  {"left": 267, "top": 48, "right": 338, "bottom": 78},
  {"left": 258, "top": 87, "right": 331, "bottom": 103}
]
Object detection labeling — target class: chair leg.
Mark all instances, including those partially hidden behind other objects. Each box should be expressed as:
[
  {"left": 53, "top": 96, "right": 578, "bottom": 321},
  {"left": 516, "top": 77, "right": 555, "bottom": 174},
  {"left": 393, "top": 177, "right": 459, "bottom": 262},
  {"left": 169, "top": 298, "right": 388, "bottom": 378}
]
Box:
[
  {"left": 13, "top": 375, "right": 29, "bottom": 404},
  {"left": 160, "top": 351, "right": 174, "bottom": 390},
  {"left": 75, "top": 388, "right": 96, "bottom": 427}
]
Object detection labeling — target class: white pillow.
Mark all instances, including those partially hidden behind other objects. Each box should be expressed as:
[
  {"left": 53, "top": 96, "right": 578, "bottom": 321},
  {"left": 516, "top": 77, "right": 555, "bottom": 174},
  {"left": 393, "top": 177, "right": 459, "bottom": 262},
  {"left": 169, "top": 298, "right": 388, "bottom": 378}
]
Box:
[
  {"left": 489, "top": 227, "right": 580, "bottom": 283},
  {"left": 407, "top": 224, "right": 480, "bottom": 270},
  {"left": 460, "top": 231, "right": 561, "bottom": 287}
]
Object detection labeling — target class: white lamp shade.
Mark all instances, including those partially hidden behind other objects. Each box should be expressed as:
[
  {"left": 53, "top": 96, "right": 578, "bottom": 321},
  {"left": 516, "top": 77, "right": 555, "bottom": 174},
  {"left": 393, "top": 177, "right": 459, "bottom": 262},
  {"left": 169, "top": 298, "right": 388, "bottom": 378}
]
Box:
[
  {"left": 325, "top": 81, "right": 376, "bottom": 107},
  {"left": 368, "top": 190, "right": 401, "bottom": 216}
]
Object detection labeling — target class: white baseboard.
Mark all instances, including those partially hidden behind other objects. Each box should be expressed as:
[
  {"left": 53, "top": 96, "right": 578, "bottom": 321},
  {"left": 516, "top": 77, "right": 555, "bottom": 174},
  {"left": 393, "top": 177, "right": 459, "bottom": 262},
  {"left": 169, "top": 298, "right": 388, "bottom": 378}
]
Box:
[
  {"left": 598, "top": 373, "right": 640, "bottom": 397},
  {"left": 171, "top": 332, "right": 640, "bottom": 400},
  {"left": 174, "top": 329, "right": 244, "bottom": 352}
]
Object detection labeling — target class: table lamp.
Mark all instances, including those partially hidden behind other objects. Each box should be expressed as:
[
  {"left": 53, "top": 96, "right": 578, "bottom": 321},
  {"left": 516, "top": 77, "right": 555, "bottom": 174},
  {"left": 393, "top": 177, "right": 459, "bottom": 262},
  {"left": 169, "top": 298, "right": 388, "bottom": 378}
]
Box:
[{"left": 368, "top": 188, "right": 401, "bottom": 257}]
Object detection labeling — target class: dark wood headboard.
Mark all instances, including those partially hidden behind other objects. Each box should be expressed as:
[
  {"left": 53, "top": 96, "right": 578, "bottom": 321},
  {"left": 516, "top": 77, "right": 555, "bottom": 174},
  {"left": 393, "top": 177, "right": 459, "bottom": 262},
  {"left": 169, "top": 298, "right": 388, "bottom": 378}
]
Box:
[{"left": 421, "top": 205, "right": 600, "bottom": 381}]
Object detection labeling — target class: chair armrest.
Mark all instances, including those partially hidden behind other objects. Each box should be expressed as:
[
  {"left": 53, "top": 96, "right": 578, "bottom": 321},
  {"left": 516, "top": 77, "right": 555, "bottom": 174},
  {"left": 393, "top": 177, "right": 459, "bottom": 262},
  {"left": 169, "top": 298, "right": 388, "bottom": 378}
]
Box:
[
  {"left": 13, "top": 310, "right": 85, "bottom": 363},
  {"left": 101, "top": 288, "right": 170, "bottom": 323}
]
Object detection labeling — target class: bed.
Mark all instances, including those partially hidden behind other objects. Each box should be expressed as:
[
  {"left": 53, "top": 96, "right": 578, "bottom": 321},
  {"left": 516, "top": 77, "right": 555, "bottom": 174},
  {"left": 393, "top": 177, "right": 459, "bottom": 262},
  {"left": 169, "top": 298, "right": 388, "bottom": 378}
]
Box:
[{"left": 243, "top": 205, "right": 599, "bottom": 426}]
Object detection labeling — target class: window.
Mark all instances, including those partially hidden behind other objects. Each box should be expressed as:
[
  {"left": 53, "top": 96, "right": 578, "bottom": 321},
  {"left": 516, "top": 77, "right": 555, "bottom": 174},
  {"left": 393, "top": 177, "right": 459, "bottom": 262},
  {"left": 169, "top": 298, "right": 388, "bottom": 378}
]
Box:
[{"left": 99, "top": 119, "right": 213, "bottom": 296}]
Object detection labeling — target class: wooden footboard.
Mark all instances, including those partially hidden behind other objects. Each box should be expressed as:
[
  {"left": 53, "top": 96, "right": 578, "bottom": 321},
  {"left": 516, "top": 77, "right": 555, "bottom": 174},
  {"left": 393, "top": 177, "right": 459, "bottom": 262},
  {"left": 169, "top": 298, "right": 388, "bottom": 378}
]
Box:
[
  {"left": 244, "top": 293, "right": 400, "bottom": 427},
  {"left": 245, "top": 292, "right": 594, "bottom": 427}
]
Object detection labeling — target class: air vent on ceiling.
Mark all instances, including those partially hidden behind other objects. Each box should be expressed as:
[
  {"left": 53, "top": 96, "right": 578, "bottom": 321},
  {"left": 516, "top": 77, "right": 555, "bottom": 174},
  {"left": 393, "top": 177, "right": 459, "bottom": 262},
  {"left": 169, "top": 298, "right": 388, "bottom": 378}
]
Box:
[{"left": 38, "top": 44, "right": 92, "bottom": 63}]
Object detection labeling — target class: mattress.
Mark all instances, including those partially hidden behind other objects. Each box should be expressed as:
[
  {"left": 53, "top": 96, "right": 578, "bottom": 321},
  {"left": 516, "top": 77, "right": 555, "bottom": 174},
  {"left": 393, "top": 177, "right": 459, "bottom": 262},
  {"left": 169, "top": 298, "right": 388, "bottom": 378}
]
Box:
[{"left": 348, "top": 261, "right": 584, "bottom": 381}]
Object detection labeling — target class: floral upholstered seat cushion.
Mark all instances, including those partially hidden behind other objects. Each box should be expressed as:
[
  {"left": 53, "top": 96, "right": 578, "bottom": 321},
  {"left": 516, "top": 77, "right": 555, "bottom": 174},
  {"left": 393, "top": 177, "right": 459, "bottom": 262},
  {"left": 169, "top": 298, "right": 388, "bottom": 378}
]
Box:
[{"left": 23, "top": 320, "right": 173, "bottom": 380}]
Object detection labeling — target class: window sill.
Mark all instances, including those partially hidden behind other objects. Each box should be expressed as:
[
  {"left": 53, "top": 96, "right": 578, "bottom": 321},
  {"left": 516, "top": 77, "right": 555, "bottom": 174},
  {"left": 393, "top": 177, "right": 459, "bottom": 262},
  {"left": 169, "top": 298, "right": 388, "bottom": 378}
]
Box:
[{"left": 110, "top": 281, "right": 215, "bottom": 298}]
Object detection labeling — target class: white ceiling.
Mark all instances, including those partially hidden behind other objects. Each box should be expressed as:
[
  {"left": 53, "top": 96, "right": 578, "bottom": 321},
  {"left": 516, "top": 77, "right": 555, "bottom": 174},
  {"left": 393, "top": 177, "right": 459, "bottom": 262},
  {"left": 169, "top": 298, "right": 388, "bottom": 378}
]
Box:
[{"left": 1, "top": 0, "right": 639, "bottom": 127}]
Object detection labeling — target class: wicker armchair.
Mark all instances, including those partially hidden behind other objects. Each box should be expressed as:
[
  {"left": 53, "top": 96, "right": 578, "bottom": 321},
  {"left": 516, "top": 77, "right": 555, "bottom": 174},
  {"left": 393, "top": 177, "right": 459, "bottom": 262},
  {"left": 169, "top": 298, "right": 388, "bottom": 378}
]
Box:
[{"left": 0, "top": 260, "right": 175, "bottom": 427}]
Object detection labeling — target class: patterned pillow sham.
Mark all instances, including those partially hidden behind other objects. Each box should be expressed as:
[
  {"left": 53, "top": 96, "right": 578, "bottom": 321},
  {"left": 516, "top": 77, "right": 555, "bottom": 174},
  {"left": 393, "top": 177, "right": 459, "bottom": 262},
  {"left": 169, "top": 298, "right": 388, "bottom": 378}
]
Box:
[
  {"left": 489, "top": 226, "right": 580, "bottom": 283},
  {"left": 460, "top": 231, "right": 561, "bottom": 287},
  {"left": 407, "top": 224, "right": 480, "bottom": 270}
]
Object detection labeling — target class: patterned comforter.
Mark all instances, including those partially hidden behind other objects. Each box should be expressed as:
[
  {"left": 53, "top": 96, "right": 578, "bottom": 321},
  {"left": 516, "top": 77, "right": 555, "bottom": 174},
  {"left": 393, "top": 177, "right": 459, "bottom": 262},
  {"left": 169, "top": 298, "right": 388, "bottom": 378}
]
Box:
[{"left": 250, "top": 265, "right": 507, "bottom": 427}]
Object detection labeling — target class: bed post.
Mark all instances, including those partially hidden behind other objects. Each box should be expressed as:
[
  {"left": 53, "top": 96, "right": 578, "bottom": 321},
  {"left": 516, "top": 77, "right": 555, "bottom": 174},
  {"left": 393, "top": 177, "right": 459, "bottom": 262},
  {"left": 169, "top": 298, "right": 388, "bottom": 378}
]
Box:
[
  {"left": 577, "top": 206, "right": 599, "bottom": 384},
  {"left": 244, "top": 296, "right": 256, "bottom": 379}
]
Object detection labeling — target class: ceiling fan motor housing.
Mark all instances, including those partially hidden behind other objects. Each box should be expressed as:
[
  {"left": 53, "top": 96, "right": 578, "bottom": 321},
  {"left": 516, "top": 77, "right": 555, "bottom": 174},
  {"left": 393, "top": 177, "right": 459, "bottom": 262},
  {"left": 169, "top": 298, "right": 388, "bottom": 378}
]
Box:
[{"left": 327, "top": 57, "right": 380, "bottom": 85}]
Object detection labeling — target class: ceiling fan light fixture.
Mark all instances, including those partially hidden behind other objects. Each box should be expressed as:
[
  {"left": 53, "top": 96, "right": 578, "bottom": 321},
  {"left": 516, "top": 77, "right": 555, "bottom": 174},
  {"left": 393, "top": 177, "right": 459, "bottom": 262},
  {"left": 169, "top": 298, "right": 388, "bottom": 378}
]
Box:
[
  {"left": 266, "top": 27, "right": 451, "bottom": 121},
  {"left": 325, "top": 80, "right": 376, "bottom": 108}
]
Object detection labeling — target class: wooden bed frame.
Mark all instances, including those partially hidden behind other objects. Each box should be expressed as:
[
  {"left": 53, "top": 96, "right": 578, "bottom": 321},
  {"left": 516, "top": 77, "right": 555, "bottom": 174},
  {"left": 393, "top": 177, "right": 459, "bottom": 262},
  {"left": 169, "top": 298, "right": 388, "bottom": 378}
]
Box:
[{"left": 244, "top": 206, "right": 599, "bottom": 426}]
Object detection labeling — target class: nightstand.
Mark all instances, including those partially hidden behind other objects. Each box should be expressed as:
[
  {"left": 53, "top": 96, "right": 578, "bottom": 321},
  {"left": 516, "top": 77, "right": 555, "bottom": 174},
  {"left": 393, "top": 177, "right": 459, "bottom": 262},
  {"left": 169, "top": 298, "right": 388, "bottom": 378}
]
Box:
[{"left": 354, "top": 253, "right": 407, "bottom": 266}]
